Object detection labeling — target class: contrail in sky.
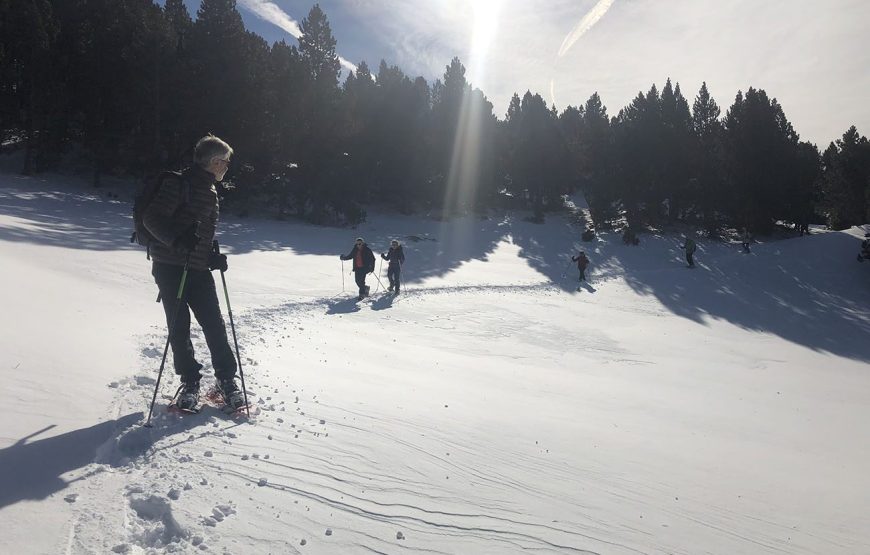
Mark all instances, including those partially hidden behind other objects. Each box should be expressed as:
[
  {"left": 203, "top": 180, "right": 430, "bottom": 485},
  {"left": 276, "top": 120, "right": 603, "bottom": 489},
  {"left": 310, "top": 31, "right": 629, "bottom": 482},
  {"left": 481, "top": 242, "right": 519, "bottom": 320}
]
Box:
[
  {"left": 551, "top": 0, "right": 616, "bottom": 106},
  {"left": 237, "top": 0, "right": 357, "bottom": 73},
  {"left": 557, "top": 0, "right": 616, "bottom": 58}
]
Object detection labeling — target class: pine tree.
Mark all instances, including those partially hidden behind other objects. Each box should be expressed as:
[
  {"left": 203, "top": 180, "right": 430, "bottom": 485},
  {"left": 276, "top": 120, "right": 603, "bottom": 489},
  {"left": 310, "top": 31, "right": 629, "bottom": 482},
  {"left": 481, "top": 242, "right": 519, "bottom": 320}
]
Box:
[
  {"left": 581, "top": 93, "right": 615, "bottom": 226},
  {"left": 723, "top": 87, "right": 808, "bottom": 232},
  {"left": 0, "top": 0, "right": 58, "bottom": 173},
  {"left": 294, "top": 4, "right": 346, "bottom": 222},
  {"left": 299, "top": 4, "right": 340, "bottom": 92},
  {"left": 691, "top": 82, "right": 724, "bottom": 233},
  {"left": 659, "top": 79, "right": 693, "bottom": 221},
  {"left": 821, "top": 126, "right": 870, "bottom": 228}
]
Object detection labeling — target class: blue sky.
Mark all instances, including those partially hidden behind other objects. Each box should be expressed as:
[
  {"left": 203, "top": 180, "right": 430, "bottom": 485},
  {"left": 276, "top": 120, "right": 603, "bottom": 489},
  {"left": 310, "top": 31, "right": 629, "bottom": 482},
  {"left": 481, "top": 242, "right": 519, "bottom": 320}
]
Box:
[{"left": 176, "top": 0, "right": 870, "bottom": 148}]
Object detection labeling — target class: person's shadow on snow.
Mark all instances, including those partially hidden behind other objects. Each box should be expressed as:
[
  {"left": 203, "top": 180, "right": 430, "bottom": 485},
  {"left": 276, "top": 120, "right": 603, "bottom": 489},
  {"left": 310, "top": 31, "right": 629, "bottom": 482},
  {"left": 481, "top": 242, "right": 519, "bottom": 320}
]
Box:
[
  {"left": 326, "top": 297, "right": 362, "bottom": 315},
  {"left": 577, "top": 282, "right": 597, "bottom": 293},
  {"left": 370, "top": 293, "right": 395, "bottom": 311},
  {"left": 0, "top": 413, "right": 141, "bottom": 510}
]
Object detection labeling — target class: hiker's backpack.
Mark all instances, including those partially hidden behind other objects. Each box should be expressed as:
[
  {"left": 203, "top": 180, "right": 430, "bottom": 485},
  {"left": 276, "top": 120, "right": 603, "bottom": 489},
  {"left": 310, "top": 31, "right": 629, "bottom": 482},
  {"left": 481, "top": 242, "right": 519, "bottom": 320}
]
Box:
[{"left": 130, "top": 170, "right": 190, "bottom": 258}]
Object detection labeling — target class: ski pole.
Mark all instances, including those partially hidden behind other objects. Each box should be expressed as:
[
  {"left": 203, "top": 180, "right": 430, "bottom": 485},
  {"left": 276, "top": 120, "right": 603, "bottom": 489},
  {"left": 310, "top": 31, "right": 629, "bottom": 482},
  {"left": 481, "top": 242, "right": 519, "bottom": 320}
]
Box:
[
  {"left": 399, "top": 260, "right": 404, "bottom": 292},
  {"left": 341, "top": 259, "right": 345, "bottom": 292},
  {"left": 214, "top": 240, "right": 250, "bottom": 417},
  {"left": 374, "top": 257, "right": 384, "bottom": 293},
  {"left": 145, "top": 252, "right": 192, "bottom": 427},
  {"left": 372, "top": 271, "right": 387, "bottom": 292}
]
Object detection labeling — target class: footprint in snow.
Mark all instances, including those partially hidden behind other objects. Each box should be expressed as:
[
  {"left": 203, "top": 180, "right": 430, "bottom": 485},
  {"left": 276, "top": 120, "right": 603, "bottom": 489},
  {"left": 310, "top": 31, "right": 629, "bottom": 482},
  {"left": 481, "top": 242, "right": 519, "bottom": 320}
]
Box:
[
  {"left": 141, "top": 346, "right": 161, "bottom": 358},
  {"left": 134, "top": 375, "right": 156, "bottom": 386}
]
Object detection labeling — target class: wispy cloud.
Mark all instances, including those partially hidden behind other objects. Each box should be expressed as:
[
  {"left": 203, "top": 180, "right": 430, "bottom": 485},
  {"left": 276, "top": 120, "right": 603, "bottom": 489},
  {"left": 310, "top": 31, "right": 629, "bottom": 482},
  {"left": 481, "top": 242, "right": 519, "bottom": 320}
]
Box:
[
  {"left": 557, "top": 0, "right": 616, "bottom": 58},
  {"left": 237, "top": 0, "right": 357, "bottom": 73}
]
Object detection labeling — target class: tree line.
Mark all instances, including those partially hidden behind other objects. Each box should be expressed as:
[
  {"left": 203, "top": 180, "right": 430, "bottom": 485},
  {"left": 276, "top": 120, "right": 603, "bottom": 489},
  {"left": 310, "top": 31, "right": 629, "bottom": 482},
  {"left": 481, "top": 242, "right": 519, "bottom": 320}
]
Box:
[{"left": 2, "top": 0, "right": 868, "bottom": 232}]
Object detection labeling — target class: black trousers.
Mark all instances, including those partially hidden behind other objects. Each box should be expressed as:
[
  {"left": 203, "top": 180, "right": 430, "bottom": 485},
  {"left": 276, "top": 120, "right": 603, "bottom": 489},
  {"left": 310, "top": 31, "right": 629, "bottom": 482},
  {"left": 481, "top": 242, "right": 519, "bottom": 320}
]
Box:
[
  {"left": 354, "top": 269, "right": 368, "bottom": 294},
  {"left": 152, "top": 262, "right": 237, "bottom": 383},
  {"left": 387, "top": 265, "right": 401, "bottom": 291},
  {"left": 686, "top": 252, "right": 695, "bottom": 266}
]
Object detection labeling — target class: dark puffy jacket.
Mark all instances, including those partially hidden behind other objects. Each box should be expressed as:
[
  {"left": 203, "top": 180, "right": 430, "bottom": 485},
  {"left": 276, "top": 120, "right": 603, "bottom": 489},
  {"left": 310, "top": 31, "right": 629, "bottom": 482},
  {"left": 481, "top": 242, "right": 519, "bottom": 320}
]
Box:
[
  {"left": 381, "top": 246, "right": 405, "bottom": 268},
  {"left": 341, "top": 244, "right": 375, "bottom": 272},
  {"left": 143, "top": 166, "right": 219, "bottom": 271},
  {"left": 572, "top": 253, "right": 589, "bottom": 269}
]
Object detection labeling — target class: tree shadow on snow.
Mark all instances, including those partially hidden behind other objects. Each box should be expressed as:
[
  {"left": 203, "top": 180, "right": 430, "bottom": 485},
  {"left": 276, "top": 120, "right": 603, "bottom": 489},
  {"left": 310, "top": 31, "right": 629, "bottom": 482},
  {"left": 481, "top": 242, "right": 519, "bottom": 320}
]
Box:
[
  {"left": 0, "top": 175, "right": 138, "bottom": 251},
  {"left": 588, "top": 229, "right": 870, "bottom": 362},
  {"left": 0, "top": 413, "right": 141, "bottom": 510},
  {"left": 509, "top": 213, "right": 598, "bottom": 293},
  {"left": 220, "top": 211, "right": 512, "bottom": 287},
  {"left": 0, "top": 171, "right": 513, "bottom": 285}
]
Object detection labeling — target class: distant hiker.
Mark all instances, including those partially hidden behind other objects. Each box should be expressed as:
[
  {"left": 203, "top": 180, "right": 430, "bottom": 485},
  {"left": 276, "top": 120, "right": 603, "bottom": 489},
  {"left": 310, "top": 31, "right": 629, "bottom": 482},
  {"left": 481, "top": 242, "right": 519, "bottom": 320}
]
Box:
[
  {"left": 142, "top": 134, "right": 244, "bottom": 412},
  {"left": 381, "top": 239, "right": 406, "bottom": 294},
  {"left": 858, "top": 235, "right": 870, "bottom": 262},
  {"left": 680, "top": 237, "right": 697, "bottom": 268},
  {"left": 571, "top": 251, "right": 590, "bottom": 282},
  {"left": 741, "top": 228, "right": 752, "bottom": 253},
  {"left": 340, "top": 237, "right": 375, "bottom": 299},
  {"left": 623, "top": 228, "right": 639, "bottom": 246},
  {"left": 581, "top": 226, "right": 595, "bottom": 242}
]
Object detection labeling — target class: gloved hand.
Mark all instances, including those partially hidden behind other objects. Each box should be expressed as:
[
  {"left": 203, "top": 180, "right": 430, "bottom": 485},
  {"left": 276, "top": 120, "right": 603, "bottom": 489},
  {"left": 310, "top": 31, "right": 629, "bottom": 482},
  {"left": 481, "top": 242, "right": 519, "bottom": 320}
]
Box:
[
  {"left": 173, "top": 224, "right": 200, "bottom": 253},
  {"left": 208, "top": 251, "right": 228, "bottom": 272}
]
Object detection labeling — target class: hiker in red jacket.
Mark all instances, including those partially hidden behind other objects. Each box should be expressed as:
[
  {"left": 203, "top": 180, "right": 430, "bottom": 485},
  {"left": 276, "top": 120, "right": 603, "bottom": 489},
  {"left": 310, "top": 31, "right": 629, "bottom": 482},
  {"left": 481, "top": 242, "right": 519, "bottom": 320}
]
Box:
[
  {"left": 571, "top": 251, "right": 590, "bottom": 282},
  {"left": 340, "top": 237, "right": 376, "bottom": 299}
]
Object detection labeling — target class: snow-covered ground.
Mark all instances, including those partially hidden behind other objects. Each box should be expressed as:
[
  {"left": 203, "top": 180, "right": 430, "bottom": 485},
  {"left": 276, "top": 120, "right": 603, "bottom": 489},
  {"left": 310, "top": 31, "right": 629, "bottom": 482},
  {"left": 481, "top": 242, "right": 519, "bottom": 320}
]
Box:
[{"left": 1, "top": 168, "right": 869, "bottom": 554}]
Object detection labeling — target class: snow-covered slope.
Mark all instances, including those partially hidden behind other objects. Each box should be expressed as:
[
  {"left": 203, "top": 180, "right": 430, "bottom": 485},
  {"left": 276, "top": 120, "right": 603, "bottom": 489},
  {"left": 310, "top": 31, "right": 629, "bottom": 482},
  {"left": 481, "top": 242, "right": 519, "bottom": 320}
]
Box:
[{"left": 1, "top": 170, "right": 869, "bottom": 554}]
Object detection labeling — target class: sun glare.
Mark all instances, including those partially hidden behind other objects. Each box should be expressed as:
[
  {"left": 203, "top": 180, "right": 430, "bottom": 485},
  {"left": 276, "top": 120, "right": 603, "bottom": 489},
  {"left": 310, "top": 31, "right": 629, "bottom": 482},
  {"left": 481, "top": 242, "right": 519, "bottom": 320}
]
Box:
[
  {"left": 437, "top": 1, "right": 502, "bottom": 257},
  {"left": 468, "top": 0, "right": 501, "bottom": 85}
]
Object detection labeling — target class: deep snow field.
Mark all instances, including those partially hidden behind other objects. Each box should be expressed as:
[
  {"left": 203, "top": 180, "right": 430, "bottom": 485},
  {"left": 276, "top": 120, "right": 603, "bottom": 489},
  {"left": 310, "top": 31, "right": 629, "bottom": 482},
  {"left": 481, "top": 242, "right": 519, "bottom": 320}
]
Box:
[{"left": 1, "top": 168, "right": 869, "bottom": 555}]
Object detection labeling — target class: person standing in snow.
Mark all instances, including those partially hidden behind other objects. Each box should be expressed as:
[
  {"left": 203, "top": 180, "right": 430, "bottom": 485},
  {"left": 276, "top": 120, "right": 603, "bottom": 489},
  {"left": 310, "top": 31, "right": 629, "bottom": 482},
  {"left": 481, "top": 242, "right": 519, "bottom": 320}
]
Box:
[
  {"left": 143, "top": 134, "right": 244, "bottom": 411},
  {"left": 340, "top": 237, "right": 375, "bottom": 299},
  {"left": 571, "top": 251, "right": 590, "bottom": 282},
  {"left": 680, "top": 237, "right": 697, "bottom": 268},
  {"left": 741, "top": 228, "right": 752, "bottom": 253},
  {"left": 381, "top": 239, "right": 405, "bottom": 294},
  {"left": 858, "top": 235, "right": 870, "bottom": 262}
]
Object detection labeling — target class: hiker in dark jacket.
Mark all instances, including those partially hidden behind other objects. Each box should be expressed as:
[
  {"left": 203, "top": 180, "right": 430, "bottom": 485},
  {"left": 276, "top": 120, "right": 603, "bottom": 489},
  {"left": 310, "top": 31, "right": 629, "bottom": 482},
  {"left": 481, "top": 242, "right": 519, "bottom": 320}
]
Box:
[
  {"left": 571, "top": 251, "right": 590, "bottom": 282},
  {"left": 143, "top": 134, "right": 243, "bottom": 411},
  {"left": 680, "top": 237, "right": 697, "bottom": 268},
  {"left": 340, "top": 237, "right": 375, "bottom": 299},
  {"left": 381, "top": 239, "right": 405, "bottom": 294},
  {"left": 741, "top": 228, "right": 752, "bottom": 253}
]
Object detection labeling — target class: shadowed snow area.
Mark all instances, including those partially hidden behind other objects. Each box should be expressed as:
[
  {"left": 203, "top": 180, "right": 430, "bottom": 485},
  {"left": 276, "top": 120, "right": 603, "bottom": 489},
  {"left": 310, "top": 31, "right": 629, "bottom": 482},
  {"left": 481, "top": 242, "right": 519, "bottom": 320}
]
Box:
[{"left": 1, "top": 170, "right": 869, "bottom": 554}]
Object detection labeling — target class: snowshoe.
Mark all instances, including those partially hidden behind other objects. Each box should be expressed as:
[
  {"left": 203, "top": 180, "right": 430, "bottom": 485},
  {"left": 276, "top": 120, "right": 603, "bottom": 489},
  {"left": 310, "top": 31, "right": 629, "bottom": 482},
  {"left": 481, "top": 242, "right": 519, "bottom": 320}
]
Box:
[
  {"left": 216, "top": 378, "right": 247, "bottom": 412},
  {"left": 172, "top": 381, "right": 200, "bottom": 413}
]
